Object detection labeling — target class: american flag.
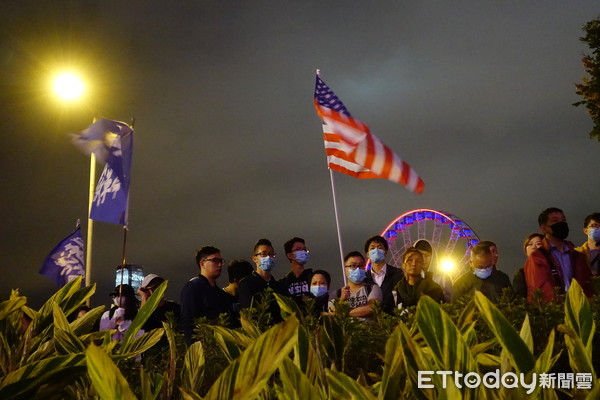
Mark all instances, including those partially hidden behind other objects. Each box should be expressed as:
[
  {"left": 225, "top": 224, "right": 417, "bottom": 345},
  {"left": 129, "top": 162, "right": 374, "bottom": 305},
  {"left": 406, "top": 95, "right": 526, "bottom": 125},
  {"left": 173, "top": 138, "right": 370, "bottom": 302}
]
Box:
[{"left": 314, "top": 73, "right": 424, "bottom": 194}]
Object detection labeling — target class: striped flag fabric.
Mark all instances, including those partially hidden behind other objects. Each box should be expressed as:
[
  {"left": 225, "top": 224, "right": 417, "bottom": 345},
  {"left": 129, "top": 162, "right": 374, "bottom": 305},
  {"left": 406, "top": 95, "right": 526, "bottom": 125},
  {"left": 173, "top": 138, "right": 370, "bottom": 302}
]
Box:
[{"left": 314, "top": 73, "right": 424, "bottom": 194}]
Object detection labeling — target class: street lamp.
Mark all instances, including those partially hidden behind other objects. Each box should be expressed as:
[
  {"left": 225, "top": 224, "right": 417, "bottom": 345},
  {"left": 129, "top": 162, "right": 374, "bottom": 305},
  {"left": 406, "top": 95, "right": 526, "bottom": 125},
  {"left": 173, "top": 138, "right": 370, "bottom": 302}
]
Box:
[
  {"left": 52, "top": 72, "right": 85, "bottom": 101},
  {"left": 52, "top": 71, "right": 95, "bottom": 289}
]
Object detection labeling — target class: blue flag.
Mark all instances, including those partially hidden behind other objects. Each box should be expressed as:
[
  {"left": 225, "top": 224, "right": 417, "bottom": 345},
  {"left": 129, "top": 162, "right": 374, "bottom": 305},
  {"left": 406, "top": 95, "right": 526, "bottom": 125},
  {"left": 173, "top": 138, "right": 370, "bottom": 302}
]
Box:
[
  {"left": 89, "top": 120, "right": 134, "bottom": 225},
  {"left": 71, "top": 119, "right": 127, "bottom": 163},
  {"left": 39, "top": 227, "right": 85, "bottom": 287}
]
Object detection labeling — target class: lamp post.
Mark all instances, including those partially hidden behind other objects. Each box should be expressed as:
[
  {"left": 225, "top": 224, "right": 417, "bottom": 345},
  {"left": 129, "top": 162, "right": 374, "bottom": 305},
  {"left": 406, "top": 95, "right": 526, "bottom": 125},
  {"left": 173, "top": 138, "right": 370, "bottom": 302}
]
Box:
[{"left": 52, "top": 72, "right": 94, "bottom": 288}]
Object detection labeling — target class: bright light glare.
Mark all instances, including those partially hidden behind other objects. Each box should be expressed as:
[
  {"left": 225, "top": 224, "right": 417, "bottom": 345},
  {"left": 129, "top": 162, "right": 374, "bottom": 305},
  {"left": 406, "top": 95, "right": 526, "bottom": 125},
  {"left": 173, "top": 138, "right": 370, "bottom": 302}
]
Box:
[
  {"left": 440, "top": 258, "right": 456, "bottom": 273},
  {"left": 53, "top": 73, "right": 85, "bottom": 101}
]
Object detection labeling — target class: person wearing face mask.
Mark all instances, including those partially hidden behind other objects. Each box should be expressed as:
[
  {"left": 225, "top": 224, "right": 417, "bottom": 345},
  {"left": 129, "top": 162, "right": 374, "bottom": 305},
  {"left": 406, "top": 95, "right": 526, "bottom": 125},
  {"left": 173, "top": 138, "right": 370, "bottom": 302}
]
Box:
[
  {"left": 279, "top": 237, "right": 313, "bottom": 302},
  {"left": 308, "top": 269, "right": 332, "bottom": 314},
  {"left": 331, "top": 251, "right": 382, "bottom": 320},
  {"left": 452, "top": 242, "right": 511, "bottom": 303},
  {"left": 238, "top": 239, "right": 288, "bottom": 323},
  {"left": 524, "top": 207, "right": 594, "bottom": 303},
  {"left": 575, "top": 213, "right": 600, "bottom": 277},
  {"left": 100, "top": 284, "right": 141, "bottom": 341},
  {"left": 394, "top": 247, "right": 445, "bottom": 308},
  {"left": 363, "top": 235, "right": 403, "bottom": 313}
]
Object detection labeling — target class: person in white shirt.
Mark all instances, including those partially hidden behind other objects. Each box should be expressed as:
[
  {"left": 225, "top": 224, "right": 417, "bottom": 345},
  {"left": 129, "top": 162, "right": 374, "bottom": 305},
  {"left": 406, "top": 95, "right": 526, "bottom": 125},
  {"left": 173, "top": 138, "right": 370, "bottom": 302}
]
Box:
[{"left": 363, "top": 235, "right": 403, "bottom": 313}]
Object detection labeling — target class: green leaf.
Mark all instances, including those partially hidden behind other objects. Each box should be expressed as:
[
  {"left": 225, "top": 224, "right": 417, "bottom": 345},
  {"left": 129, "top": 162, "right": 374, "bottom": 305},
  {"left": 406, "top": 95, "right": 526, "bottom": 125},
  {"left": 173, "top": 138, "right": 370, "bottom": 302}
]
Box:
[
  {"left": 52, "top": 302, "right": 71, "bottom": 332},
  {"left": 274, "top": 293, "right": 302, "bottom": 319},
  {"left": 0, "top": 354, "right": 86, "bottom": 398},
  {"left": 321, "top": 314, "right": 345, "bottom": 371},
  {"left": 530, "top": 329, "right": 560, "bottom": 399},
  {"left": 239, "top": 312, "right": 262, "bottom": 339},
  {"left": 179, "top": 387, "right": 203, "bottom": 400},
  {"left": 209, "top": 325, "right": 253, "bottom": 361},
  {"left": 416, "top": 296, "right": 477, "bottom": 374},
  {"left": 203, "top": 315, "right": 299, "bottom": 400},
  {"left": 121, "top": 329, "right": 165, "bottom": 359},
  {"left": 70, "top": 305, "right": 105, "bottom": 337},
  {"left": 85, "top": 343, "right": 137, "bottom": 400},
  {"left": 294, "top": 325, "right": 323, "bottom": 387},
  {"left": 326, "top": 368, "right": 377, "bottom": 400},
  {"left": 564, "top": 280, "right": 595, "bottom": 351},
  {"left": 31, "top": 278, "right": 84, "bottom": 334},
  {"left": 395, "top": 321, "right": 435, "bottom": 400},
  {"left": 139, "top": 367, "right": 163, "bottom": 400},
  {"left": 519, "top": 314, "right": 533, "bottom": 354},
  {"left": 54, "top": 328, "right": 86, "bottom": 355},
  {"left": 557, "top": 324, "right": 596, "bottom": 378},
  {"left": 180, "top": 341, "right": 205, "bottom": 394},
  {"left": 472, "top": 292, "right": 535, "bottom": 374},
  {"left": 120, "top": 280, "right": 167, "bottom": 354},
  {"left": 379, "top": 324, "right": 406, "bottom": 400},
  {"left": 162, "top": 320, "right": 177, "bottom": 399},
  {"left": 277, "top": 358, "right": 325, "bottom": 400},
  {"left": 0, "top": 296, "right": 27, "bottom": 320}
]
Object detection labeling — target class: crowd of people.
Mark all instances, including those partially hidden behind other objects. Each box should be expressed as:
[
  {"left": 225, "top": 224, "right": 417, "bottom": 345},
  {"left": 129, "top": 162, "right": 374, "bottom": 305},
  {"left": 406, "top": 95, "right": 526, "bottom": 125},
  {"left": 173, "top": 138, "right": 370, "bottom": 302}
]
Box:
[{"left": 94, "top": 207, "right": 600, "bottom": 345}]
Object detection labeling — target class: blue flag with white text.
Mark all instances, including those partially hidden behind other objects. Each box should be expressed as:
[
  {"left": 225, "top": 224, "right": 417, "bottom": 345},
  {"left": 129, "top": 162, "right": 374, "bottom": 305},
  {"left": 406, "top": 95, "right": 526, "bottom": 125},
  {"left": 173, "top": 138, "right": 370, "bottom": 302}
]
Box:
[
  {"left": 89, "top": 121, "right": 134, "bottom": 225},
  {"left": 39, "top": 227, "right": 85, "bottom": 287}
]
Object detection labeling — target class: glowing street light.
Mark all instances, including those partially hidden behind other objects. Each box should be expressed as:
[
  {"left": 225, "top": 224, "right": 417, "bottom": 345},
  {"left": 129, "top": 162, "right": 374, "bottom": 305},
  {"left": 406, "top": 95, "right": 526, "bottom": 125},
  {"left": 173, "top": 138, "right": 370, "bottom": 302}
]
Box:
[
  {"left": 440, "top": 258, "right": 457, "bottom": 274},
  {"left": 52, "top": 72, "right": 85, "bottom": 101}
]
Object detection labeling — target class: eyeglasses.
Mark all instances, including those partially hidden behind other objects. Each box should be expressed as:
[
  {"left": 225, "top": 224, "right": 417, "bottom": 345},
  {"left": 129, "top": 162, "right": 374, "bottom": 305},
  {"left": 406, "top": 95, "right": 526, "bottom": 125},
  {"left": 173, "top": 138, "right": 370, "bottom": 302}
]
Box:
[
  {"left": 588, "top": 223, "right": 600, "bottom": 229},
  {"left": 344, "top": 263, "right": 364, "bottom": 270},
  {"left": 255, "top": 251, "right": 276, "bottom": 257},
  {"left": 203, "top": 258, "right": 225, "bottom": 265}
]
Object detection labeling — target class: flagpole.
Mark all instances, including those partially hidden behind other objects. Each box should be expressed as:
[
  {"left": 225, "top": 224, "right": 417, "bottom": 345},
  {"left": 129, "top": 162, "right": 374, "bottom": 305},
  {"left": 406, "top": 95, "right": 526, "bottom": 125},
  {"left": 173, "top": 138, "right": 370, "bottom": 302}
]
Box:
[
  {"left": 85, "top": 152, "right": 95, "bottom": 288},
  {"left": 118, "top": 117, "right": 135, "bottom": 283},
  {"left": 329, "top": 168, "right": 347, "bottom": 286}
]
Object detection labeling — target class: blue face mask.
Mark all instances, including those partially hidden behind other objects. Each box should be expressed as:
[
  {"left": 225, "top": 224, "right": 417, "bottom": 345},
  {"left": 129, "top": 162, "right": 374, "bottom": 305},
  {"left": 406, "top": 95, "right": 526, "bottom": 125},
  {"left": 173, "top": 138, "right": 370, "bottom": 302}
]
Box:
[
  {"left": 348, "top": 268, "right": 366, "bottom": 284},
  {"left": 369, "top": 248, "right": 386, "bottom": 263},
  {"left": 588, "top": 227, "right": 600, "bottom": 242},
  {"left": 258, "top": 256, "right": 276, "bottom": 271},
  {"left": 310, "top": 285, "right": 328, "bottom": 297},
  {"left": 293, "top": 250, "right": 310, "bottom": 264},
  {"left": 473, "top": 266, "right": 493, "bottom": 279}
]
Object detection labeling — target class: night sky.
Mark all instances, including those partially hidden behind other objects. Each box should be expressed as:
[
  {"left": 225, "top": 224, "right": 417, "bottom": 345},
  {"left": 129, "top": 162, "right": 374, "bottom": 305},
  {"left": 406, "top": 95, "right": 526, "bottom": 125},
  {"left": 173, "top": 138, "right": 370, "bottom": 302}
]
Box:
[{"left": 1, "top": 1, "right": 598, "bottom": 308}]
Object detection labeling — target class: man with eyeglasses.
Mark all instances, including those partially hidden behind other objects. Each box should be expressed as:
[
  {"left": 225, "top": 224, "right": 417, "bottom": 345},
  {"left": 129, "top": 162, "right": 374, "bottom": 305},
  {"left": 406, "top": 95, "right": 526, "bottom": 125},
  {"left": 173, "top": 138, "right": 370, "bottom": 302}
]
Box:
[
  {"left": 238, "top": 238, "right": 287, "bottom": 323},
  {"left": 180, "top": 245, "right": 235, "bottom": 344},
  {"left": 575, "top": 213, "right": 600, "bottom": 277},
  {"left": 280, "top": 237, "right": 313, "bottom": 302}
]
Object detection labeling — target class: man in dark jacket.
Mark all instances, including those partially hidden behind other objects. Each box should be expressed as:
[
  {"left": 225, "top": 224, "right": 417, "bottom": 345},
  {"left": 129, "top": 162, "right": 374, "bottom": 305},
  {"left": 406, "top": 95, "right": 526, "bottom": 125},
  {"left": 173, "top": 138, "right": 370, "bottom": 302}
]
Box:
[
  {"left": 180, "top": 246, "right": 234, "bottom": 345},
  {"left": 363, "top": 235, "right": 403, "bottom": 313},
  {"left": 238, "top": 239, "right": 288, "bottom": 323},
  {"left": 452, "top": 241, "right": 511, "bottom": 303}
]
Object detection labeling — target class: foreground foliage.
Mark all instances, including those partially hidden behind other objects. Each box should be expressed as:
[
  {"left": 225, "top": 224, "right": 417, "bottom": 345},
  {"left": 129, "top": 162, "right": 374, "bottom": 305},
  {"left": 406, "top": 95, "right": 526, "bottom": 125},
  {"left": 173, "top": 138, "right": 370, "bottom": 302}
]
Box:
[{"left": 0, "top": 278, "right": 599, "bottom": 399}]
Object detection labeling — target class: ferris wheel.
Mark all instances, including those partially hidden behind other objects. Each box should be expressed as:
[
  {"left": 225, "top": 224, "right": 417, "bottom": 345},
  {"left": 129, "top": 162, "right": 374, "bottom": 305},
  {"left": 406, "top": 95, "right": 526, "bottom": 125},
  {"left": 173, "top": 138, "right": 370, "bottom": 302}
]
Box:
[{"left": 380, "top": 208, "right": 479, "bottom": 280}]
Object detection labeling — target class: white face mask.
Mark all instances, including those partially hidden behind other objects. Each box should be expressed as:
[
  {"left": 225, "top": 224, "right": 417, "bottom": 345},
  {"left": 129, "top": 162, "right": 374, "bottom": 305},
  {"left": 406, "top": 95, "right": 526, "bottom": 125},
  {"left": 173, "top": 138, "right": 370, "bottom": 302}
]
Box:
[
  {"left": 588, "top": 227, "right": 600, "bottom": 242},
  {"left": 113, "top": 296, "right": 124, "bottom": 307},
  {"left": 473, "top": 266, "right": 493, "bottom": 279}
]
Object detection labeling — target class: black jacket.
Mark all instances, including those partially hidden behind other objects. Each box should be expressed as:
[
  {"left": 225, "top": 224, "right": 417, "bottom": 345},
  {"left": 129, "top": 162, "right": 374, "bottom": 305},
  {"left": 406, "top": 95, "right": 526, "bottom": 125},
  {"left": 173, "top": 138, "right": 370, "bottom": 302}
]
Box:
[
  {"left": 179, "top": 275, "right": 234, "bottom": 344},
  {"left": 365, "top": 264, "right": 403, "bottom": 313}
]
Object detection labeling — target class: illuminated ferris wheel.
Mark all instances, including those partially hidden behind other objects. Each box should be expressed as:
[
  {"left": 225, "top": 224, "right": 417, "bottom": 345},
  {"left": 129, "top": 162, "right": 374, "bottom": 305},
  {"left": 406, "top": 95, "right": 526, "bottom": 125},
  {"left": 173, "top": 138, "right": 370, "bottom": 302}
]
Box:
[{"left": 380, "top": 208, "right": 479, "bottom": 280}]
